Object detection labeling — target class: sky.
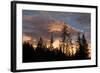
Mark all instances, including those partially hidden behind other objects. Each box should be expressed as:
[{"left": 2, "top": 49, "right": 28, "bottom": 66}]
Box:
[{"left": 22, "top": 10, "right": 91, "bottom": 43}]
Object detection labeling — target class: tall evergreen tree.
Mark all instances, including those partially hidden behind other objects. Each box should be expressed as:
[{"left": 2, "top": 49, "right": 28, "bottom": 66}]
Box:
[
  {"left": 37, "top": 37, "right": 43, "bottom": 49},
  {"left": 75, "top": 32, "right": 82, "bottom": 58},
  {"left": 61, "top": 25, "right": 68, "bottom": 53},
  {"left": 81, "top": 33, "right": 88, "bottom": 58},
  {"left": 77, "top": 33, "right": 88, "bottom": 59},
  {"left": 62, "top": 25, "right": 67, "bottom": 43},
  {"left": 50, "top": 33, "right": 54, "bottom": 50}
]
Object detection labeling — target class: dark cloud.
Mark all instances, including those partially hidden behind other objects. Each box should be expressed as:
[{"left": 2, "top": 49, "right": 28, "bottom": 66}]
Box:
[
  {"left": 22, "top": 10, "right": 91, "bottom": 42},
  {"left": 76, "top": 13, "right": 91, "bottom": 25},
  {"left": 22, "top": 14, "right": 54, "bottom": 40}
]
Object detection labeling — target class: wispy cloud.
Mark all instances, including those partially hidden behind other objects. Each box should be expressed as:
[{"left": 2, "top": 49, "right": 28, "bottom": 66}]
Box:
[{"left": 22, "top": 10, "right": 91, "bottom": 42}]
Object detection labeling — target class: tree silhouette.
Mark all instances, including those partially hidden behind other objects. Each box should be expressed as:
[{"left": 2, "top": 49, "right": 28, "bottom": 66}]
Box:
[
  {"left": 23, "top": 42, "right": 35, "bottom": 62},
  {"left": 61, "top": 25, "right": 68, "bottom": 53},
  {"left": 23, "top": 41, "right": 68, "bottom": 62},
  {"left": 76, "top": 33, "right": 89, "bottom": 59},
  {"left": 37, "top": 37, "right": 44, "bottom": 49},
  {"left": 50, "top": 33, "right": 54, "bottom": 50},
  {"left": 23, "top": 29, "right": 90, "bottom": 63},
  {"left": 81, "top": 33, "right": 88, "bottom": 58},
  {"left": 75, "top": 32, "right": 81, "bottom": 58},
  {"left": 61, "top": 25, "right": 72, "bottom": 54},
  {"left": 62, "top": 25, "right": 67, "bottom": 43}
]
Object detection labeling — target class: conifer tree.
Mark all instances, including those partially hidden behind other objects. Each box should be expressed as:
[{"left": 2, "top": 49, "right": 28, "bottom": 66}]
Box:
[
  {"left": 81, "top": 33, "right": 88, "bottom": 58},
  {"left": 77, "top": 33, "right": 88, "bottom": 59},
  {"left": 50, "top": 33, "right": 54, "bottom": 50},
  {"left": 37, "top": 37, "right": 43, "bottom": 49}
]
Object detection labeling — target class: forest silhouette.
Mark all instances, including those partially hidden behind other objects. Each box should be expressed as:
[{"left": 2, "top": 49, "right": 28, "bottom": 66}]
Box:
[{"left": 23, "top": 26, "right": 90, "bottom": 63}]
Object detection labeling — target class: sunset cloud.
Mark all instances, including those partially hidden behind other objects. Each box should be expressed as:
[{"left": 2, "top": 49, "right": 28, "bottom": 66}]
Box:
[
  {"left": 48, "top": 21, "right": 64, "bottom": 32},
  {"left": 22, "top": 10, "right": 91, "bottom": 43},
  {"left": 22, "top": 35, "right": 32, "bottom": 42},
  {"left": 48, "top": 21, "right": 79, "bottom": 33}
]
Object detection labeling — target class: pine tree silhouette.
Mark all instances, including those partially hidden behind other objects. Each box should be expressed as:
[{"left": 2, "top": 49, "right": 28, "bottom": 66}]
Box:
[
  {"left": 62, "top": 25, "right": 67, "bottom": 43},
  {"left": 76, "top": 33, "right": 89, "bottom": 59},
  {"left": 75, "top": 32, "right": 82, "bottom": 58},
  {"left": 50, "top": 33, "right": 54, "bottom": 50},
  {"left": 23, "top": 42, "right": 35, "bottom": 62},
  {"left": 81, "top": 33, "right": 88, "bottom": 58},
  {"left": 23, "top": 31, "right": 90, "bottom": 63},
  {"left": 37, "top": 37, "right": 43, "bottom": 49},
  {"left": 61, "top": 25, "right": 68, "bottom": 53}
]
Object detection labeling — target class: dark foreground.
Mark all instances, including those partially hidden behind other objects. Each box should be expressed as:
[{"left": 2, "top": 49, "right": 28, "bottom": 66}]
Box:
[{"left": 23, "top": 42, "right": 90, "bottom": 63}]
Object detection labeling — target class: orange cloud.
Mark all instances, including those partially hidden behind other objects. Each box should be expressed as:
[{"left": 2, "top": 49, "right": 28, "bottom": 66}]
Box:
[
  {"left": 22, "top": 35, "right": 32, "bottom": 42},
  {"left": 48, "top": 21, "right": 79, "bottom": 33},
  {"left": 48, "top": 21, "right": 65, "bottom": 32}
]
